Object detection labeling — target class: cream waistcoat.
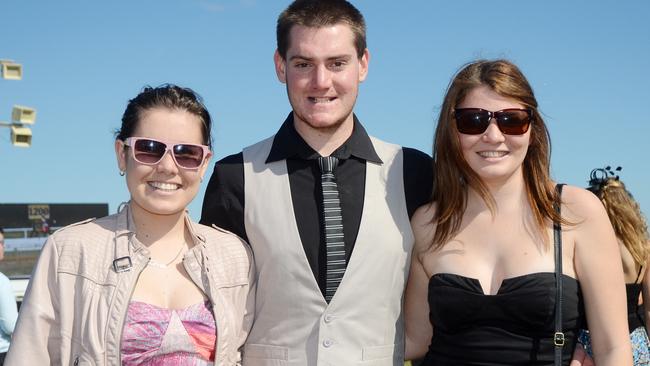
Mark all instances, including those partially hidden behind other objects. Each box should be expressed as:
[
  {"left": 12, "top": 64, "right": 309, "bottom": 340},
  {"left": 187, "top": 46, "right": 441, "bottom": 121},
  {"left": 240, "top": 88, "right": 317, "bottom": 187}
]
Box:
[{"left": 242, "top": 135, "right": 414, "bottom": 366}]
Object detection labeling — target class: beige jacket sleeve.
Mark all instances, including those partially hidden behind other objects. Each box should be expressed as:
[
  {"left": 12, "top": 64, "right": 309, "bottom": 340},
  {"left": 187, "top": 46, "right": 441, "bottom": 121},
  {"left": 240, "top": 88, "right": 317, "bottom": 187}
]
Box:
[
  {"left": 5, "top": 235, "right": 61, "bottom": 365},
  {"left": 236, "top": 243, "right": 256, "bottom": 365}
]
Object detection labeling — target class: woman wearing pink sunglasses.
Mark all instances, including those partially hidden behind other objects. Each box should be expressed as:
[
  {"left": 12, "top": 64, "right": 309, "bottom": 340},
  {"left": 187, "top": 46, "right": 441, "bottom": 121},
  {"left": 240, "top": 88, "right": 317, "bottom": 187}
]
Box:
[
  {"left": 404, "top": 60, "right": 632, "bottom": 365},
  {"left": 6, "top": 85, "right": 255, "bottom": 366}
]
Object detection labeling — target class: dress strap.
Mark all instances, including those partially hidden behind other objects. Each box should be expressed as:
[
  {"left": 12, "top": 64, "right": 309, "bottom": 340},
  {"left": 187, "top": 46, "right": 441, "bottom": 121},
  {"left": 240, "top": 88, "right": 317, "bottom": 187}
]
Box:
[
  {"left": 635, "top": 264, "right": 644, "bottom": 284},
  {"left": 553, "top": 183, "right": 566, "bottom": 366}
]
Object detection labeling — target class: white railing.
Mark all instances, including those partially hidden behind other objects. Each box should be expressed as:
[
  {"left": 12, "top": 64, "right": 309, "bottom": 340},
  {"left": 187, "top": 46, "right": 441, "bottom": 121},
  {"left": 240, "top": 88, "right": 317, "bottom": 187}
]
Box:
[
  {"left": 2, "top": 226, "right": 59, "bottom": 252},
  {"left": 2, "top": 228, "right": 50, "bottom": 303},
  {"left": 4, "top": 237, "right": 47, "bottom": 252}
]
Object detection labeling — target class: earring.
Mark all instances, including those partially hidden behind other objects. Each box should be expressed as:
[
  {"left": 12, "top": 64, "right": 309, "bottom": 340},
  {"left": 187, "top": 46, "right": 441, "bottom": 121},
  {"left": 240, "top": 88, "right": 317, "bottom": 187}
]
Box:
[{"left": 119, "top": 170, "right": 125, "bottom": 176}]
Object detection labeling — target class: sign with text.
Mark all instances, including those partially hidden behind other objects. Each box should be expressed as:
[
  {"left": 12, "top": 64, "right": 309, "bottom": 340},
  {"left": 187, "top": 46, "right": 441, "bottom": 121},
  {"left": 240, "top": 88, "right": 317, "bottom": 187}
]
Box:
[
  {"left": 0, "top": 203, "right": 108, "bottom": 229},
  {"left": 27, "top": 204, "right": 50, "bottom": 220}
]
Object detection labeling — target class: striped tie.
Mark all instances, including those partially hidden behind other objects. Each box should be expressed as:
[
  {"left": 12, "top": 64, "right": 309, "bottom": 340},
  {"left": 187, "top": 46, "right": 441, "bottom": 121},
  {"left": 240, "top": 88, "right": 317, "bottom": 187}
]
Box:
[{"left": 318, "top": 156, "right": 346, "bottom": 303}]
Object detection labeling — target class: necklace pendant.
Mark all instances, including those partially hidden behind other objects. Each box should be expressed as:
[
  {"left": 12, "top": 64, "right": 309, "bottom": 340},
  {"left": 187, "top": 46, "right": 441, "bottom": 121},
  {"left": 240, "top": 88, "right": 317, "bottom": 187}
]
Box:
[
  {"left": 146, "top": 242, "right": 186, "bottom": 269},
  {"left": 147, "top": 259, "right": 170, "bottom": 269}
]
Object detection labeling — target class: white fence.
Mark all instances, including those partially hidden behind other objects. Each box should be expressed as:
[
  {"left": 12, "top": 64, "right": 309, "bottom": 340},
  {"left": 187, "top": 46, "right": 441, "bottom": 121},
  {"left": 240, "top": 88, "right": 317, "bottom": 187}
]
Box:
[{"left": 3, "top": 227, "right": 52, "bottom": 252}]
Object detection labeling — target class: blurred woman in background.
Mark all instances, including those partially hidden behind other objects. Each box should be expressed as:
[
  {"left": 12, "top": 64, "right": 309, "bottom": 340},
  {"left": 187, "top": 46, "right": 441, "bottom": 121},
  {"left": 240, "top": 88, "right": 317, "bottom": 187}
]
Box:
[{"left": 580, "top": 166, "right": 650, "bottom": 365}]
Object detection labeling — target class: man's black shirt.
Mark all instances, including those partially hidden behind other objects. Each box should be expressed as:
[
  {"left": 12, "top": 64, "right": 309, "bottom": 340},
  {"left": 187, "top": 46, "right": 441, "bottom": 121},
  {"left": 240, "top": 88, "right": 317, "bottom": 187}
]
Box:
[{"left": 200, "top": 114, "right": 433, "bottom": 296}]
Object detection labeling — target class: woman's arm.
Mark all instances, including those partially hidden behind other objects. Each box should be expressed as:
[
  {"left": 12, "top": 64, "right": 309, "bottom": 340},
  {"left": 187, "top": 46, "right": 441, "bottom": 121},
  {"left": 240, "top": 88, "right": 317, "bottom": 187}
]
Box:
[
  {"left": 404, "top": 204, "right": 436, "bottom": 361},
  {"left": 568, "top": 186, "right": 632, "bottom": 365},
  {"left": 4, "top": 235, "right": 61, "bottom": 365},
  {"left": 236, "top": 241, "right": 256, "bottom": 366}
]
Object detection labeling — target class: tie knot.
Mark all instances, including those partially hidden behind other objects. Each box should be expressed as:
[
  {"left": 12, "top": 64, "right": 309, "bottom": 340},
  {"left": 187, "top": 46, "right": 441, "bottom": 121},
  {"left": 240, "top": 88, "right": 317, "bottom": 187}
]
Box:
[{"left": 318, "top": 156, "right": 339, "bottom": 174}]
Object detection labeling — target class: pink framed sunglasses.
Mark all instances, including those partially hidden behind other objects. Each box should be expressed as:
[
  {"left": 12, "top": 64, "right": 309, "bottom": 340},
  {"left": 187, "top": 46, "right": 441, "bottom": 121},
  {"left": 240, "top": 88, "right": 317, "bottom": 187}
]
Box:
[{"left": 124, "top": 137, "right": 210, "bottom": 170}]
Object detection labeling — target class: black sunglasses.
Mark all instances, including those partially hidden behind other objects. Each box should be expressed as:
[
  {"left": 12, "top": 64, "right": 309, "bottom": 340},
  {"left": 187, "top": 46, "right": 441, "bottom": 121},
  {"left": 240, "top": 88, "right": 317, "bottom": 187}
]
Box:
[{"left": 454, "top": 108, "right": 532, "bottom": 135}]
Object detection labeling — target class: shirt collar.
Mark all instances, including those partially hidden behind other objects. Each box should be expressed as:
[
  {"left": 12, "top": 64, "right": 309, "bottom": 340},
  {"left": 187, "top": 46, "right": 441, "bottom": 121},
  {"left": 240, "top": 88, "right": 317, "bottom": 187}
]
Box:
[{"left": 266, "top": 112, "right": 382, "bottom": 164}]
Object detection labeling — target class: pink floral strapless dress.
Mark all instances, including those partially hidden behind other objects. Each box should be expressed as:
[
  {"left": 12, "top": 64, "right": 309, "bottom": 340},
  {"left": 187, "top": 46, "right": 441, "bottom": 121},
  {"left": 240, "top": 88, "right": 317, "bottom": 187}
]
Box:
[{"left": 120, "top": 301, "right": 216, "bottom": 365}]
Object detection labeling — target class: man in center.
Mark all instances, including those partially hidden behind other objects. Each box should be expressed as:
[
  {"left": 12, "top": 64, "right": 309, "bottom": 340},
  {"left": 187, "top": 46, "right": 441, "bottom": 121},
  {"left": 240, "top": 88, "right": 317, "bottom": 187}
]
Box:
[{"left": 201, "top": 1, "right": 432, "bottom": 364}]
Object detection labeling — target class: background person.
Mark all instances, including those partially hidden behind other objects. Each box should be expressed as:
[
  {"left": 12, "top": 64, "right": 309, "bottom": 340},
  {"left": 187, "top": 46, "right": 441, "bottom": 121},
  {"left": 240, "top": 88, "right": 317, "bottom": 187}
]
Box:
[
  {"left": 0, "top": 228, "right": 18, "bottom": 366},
  {"left": 404, "top": 59, "right": 631, "bottom": 365},
  {"left": 579, "top": 166, "right": 650, "bottom": 365},
  {"left": 6, "top": 85, "right": 255, "bottom": 365},
  {"left": 200, "top": 1, "right": 432, "bottom": 364}
]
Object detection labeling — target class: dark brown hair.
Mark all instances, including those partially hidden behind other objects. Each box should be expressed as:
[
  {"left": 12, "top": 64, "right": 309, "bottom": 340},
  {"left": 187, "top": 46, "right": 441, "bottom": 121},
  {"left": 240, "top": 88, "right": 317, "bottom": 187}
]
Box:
[
  {"left": 276, "top": 0, "right": 366, "bottom": 59},
  {"left": 115, "top": 84, "right": 212, "bottom": 148},
  {"left": 430, "top": 59, "right": 563, "bottom": 249}
]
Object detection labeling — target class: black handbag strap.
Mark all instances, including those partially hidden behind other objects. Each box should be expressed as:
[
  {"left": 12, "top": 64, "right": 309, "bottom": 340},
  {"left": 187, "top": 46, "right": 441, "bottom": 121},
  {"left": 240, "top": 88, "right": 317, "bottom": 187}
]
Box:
[{"left": 553, "top": 184, "right": 565, "bottom": 366}]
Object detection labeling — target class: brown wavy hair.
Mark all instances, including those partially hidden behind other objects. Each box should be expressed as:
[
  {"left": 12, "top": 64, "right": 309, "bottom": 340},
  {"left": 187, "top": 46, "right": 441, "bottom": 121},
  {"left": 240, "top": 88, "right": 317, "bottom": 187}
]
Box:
[
  {"left": 430, "top": 59, "right": 564, "bottom": 250},
  {"left": 589, "top": 177, "right": 649, "bottom": 266}
]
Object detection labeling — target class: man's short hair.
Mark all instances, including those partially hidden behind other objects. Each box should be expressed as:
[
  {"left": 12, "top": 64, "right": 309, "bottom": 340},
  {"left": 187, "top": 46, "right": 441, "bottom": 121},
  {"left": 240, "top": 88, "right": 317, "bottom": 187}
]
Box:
[{"left": 276, "top": 0, "right": 366, "bottom": 59}]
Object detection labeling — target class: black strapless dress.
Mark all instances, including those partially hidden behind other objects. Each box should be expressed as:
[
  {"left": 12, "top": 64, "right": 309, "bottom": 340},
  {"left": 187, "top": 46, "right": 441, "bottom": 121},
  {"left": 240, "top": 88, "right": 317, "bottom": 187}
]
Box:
[{"left": 422, "top": 272, "right": 586, "bottom": 365}]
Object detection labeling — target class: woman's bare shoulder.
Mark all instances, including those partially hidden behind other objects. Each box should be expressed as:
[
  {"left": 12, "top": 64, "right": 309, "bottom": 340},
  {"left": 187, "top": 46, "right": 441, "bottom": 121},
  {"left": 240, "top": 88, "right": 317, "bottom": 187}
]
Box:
[
  {"left": 411, "top": 202, "right": 438, "bottom": 252},
  {"left": 559, "top": 184, "right": 605, "bottom": 221},
  {"left": 412, "top": 202, "right": 437, "bottom": 228}
]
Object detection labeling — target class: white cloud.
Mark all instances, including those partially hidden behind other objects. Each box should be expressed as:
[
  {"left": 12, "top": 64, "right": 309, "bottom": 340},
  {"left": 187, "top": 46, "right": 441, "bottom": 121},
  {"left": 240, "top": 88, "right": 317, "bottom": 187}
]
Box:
[
  {"left": 197, "top": 0, "right": 256, "bottom": 13},
  {"left": 199, "top": 0, "right": 226, "bottom": 13}
]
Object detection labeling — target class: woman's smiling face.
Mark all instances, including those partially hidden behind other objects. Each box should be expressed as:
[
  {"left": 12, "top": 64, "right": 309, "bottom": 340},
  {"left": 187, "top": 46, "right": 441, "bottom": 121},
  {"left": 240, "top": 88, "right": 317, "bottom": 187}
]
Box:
[
  {"left": 456, "top": 85, "right": 531, "bottom": 185},
  {"left": 116, "top": 107, "right": 211, "bottom": 218}
]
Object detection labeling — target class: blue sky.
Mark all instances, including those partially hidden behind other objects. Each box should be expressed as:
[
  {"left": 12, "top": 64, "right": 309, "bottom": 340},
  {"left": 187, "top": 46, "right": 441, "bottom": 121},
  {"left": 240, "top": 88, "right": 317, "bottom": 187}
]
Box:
[{"left": 1, "top": 0, "right": 648, "bottom": 221}]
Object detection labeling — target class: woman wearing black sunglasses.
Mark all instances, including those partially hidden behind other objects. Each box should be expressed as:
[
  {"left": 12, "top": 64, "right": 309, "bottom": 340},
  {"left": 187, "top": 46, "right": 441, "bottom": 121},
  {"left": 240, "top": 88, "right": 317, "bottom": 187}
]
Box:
[
  {"left": 6, "top": 85, "right": 255, "bottom": 365},
  {"left": 404, "top": 60, "right": 632, "bottom": 365}
]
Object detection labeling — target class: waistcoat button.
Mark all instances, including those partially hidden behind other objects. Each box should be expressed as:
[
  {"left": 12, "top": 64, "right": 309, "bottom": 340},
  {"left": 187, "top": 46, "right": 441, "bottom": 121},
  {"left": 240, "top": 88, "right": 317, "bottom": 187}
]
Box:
[{"left": 323, "top": 339, "right": 334, "bottom": 347}]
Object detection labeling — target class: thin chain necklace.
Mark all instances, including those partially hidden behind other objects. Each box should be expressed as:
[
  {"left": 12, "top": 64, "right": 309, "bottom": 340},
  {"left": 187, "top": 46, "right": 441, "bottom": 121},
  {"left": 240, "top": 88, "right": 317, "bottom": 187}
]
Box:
[{"left": 147, "top": 242, "right": 186, "bottom": 269}]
